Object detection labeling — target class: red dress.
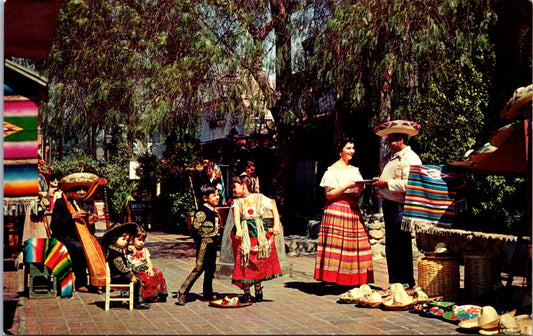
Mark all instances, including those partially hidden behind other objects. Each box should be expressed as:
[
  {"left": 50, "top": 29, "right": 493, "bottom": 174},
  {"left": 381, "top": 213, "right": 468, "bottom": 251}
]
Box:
[
  {"left": 128, "top": 247, "right": 168, "bottom": 302},
  {"left": 231, "top": 194, "right": 282, "bottom": 289}
]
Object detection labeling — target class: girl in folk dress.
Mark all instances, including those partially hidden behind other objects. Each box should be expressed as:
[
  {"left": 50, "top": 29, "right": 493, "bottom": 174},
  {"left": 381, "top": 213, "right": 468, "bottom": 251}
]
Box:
[
  {"left": 314, "top": 136, "right": 374, "bottom": 286},
  {"left": 127, "top": 225, "right": 168, "bottom": 302},
  {"left": 230, "top": 175, "right": 282, "bottom": 302}
]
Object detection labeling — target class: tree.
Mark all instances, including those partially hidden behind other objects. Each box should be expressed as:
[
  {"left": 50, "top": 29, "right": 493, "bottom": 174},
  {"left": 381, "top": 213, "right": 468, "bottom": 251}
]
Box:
[{"left": 311, "top": 0, "right": 497, "bottom": 165}]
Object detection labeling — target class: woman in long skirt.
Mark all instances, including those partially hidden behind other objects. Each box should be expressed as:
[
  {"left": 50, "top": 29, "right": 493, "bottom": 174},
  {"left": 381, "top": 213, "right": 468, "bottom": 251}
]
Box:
[{"left": 314, "top": 136, "right": 374, "bottom": 286}]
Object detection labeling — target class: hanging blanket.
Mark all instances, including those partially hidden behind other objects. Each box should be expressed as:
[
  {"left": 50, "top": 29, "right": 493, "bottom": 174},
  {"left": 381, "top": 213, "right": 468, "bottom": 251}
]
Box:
[
  {"left": 4, "top": 88, "right": 39, "bottom": 197},
  {"left": 402, "top": 165, "right": 465, "bottom": 231},
  {"left": 23, "top": 238, "right": 73, "bottom": 298}
]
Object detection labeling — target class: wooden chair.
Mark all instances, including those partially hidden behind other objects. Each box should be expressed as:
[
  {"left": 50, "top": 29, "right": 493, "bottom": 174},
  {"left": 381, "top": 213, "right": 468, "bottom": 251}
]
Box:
[{"left": 104, "top": 263, "right": 134, "bottom": 310}]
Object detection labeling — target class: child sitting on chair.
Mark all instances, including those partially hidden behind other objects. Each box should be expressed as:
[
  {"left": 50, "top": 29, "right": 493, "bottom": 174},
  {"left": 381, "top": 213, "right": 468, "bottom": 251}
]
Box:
[
  {"left": 127, "top": 225, "right": 168, "bottom": 302},
  {"left": 101, "top": 222, "right": 150, "bottom": 310}
]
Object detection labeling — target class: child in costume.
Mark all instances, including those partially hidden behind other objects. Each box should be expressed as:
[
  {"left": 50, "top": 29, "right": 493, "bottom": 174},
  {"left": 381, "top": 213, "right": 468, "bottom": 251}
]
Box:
[
  {"left": 102, "top": 222, "right": 150, "bottom": 310},
  {"left": 127, "top": 225, "right": 168, "bottom": 302},
  {"left": 176, "top": 184, "right": 222, "bottom": 305},
  {"left": 230, "top": 175, "right": 282, "bottom": 303}
]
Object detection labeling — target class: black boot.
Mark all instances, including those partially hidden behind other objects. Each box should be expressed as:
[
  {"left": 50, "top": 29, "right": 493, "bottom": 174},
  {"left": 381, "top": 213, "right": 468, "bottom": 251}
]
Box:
[
  {"left": 240, "top": 293, "right": 252, "bottom": 303},
  {"left": 255, "top": 287, "right": 263, "bottom": 302}
]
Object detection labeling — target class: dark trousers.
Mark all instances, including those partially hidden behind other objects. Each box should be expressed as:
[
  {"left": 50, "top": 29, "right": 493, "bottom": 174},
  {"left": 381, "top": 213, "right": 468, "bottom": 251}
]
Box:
[
  {"left": 55, "top": 236, "right": 88, "bottom": 288},
  {"left": 179, "top": 238, "right": 217, "bottom": 296},
  {"left": 112, "top": 274, "right": 143, "bottom": 304},
  {"left": 382, "top": 199, "right": 415, "bottom": 287}
]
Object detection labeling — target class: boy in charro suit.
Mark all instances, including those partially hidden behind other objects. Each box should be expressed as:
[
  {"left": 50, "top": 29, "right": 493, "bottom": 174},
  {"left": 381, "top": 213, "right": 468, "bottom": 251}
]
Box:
[{"left": 176, "top": 184, "right": 222, "bottom": 305}]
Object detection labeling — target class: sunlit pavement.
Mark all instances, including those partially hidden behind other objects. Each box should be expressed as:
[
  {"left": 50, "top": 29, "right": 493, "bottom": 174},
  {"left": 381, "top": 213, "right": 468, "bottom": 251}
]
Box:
[{"left": 2, "top": 231, "right": 487, "bottom": 335}]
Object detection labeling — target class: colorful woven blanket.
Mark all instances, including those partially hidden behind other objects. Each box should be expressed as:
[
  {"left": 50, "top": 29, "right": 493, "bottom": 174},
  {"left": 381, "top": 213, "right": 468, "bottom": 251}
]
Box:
[
  {"left": 4, "top": 85, "right": 39, "bottom": 197},
  {"left": 23, "top": 238, "right": 73, "bottom": 298},
  {"left": 402, "top": 165, "right": 465, "bottom": 231}
]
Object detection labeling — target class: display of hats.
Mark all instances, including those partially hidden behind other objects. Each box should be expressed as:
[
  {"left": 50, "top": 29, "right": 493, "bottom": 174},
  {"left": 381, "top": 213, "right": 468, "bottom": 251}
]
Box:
[
  {"left": 458, "top": 306, "right": 501, "bottom": 330},
  {"left": 373, "top": 120, "right": 422, "bottom": 137},
  {"left": 479, "top": 311, "right": 520, "bottom": 335},
  {"left": 500, "top": 84, "right": 532, "bottom": 119},
  {"left": 100, "top": 222, "right": 138, "bottom": 247},
  {"left": 382, "top": 291, "right": 416, "bottom": 311}
]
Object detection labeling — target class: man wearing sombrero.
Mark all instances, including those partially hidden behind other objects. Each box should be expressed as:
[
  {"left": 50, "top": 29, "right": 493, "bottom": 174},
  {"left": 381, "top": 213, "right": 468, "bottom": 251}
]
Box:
[{"left": 372, "top": 120, "right": 422, "bottom": 289}]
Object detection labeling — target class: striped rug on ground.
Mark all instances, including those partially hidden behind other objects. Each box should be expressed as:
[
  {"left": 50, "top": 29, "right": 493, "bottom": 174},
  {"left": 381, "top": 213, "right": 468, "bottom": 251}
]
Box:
[{"left": 402, "top": 165, "right": 465, "bottom": 231}]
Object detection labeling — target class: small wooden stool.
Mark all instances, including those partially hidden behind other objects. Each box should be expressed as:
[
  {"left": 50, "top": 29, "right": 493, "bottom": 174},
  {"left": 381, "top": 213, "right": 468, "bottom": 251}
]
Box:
[{"left": 25, "top": 263, "right": 57, "bottom": 299}]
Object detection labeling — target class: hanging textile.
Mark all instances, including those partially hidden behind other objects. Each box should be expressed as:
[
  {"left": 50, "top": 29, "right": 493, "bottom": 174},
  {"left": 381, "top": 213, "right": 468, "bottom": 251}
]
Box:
[
  {"left": 402, "top": 165, "right": 465, "bottom": 231},
  {"left": 4, "top": 86, "right": 39, "bottom": 198}
]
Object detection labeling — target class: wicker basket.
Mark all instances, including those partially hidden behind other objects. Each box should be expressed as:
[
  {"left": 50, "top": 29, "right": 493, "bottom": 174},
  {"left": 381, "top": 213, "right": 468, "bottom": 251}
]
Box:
[
  {"left": 418, "top": 255, "right": 460, "bottom": 301},
  {"left": 464, "top": 254, "right": 493, "bottom": 301}
]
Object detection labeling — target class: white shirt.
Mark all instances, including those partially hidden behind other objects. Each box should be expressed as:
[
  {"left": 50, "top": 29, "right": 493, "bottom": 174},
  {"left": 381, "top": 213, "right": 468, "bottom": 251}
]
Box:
[
  {"left": 377, "top": 146, "right": 421, "bottom": 203},
  {"left": 320, "top": 165, "right": 364, "bottom": 194}
]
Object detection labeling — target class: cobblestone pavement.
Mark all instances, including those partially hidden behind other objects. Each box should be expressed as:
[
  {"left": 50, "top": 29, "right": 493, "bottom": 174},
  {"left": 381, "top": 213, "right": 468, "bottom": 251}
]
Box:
[{"left": 0, "top": 232, "right": 504, "bottom": 335}]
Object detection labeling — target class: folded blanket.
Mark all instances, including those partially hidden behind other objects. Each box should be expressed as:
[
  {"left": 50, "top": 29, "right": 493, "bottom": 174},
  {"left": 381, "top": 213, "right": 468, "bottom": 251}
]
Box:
[{"left": 402, "top": 165, "right": 465, "bottom": 231}]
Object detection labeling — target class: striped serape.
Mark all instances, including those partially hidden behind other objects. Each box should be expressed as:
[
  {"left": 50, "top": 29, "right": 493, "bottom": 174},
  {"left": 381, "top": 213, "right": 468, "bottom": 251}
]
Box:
[
  {"left": 402, "top": 165, "right": 464, "bottom": 230},
  {"left": 23, "top": 238, "right": 73, "bottom": 298},
  {"left": 4, "top": 86, "right": 39, "bottom": 197}
]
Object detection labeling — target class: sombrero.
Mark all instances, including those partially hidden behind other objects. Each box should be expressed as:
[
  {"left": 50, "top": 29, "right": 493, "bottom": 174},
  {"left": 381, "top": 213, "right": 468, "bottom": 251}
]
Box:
[
  {"left": 479, "top": 311, "right": 520, "bottom": 335},
  {"left": 338, "top": 286, "right": 370, "bottom": 303},
  {"left": 489, "top": 122, "right": 522, "bottom": 148},
  {"left": 357, "top": 291, "right": 383, "bottom": 308},
  {"left": 458, "top": 306, "right": 503, "bottom": 330},
  {"left": 101, "top": 222, "right": 138, "bottom": 247},
  {"left": 382, "top": 291, "right": 416, "bottom": 311},
  {"left": 374, "top": 120, "right": 421, "bottom": 137},
  {"left": 515, "top": 314, "right": 532, "bottom": 335},
  {"left": 59, "top": 172, "right": 107, "bottom": 201},
  {"left": 500, "top": 84, "right": 532, "bottom": 119}
]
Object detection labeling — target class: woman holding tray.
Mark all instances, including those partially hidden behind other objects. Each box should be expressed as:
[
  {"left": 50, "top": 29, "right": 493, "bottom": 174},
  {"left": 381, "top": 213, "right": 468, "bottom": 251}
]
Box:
[{"left": 314, "top": 136, "right": 374, "bottom": 287}]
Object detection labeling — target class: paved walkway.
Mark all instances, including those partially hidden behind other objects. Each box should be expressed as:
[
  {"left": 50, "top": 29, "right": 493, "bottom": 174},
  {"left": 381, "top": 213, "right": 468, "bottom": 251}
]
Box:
[{"left": 1, "top": 232, "right": 524, "bottom": 335}]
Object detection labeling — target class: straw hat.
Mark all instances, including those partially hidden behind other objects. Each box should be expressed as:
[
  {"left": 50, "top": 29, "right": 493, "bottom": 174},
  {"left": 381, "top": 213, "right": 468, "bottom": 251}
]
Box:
[
  {"left": 413, "top": 287, "right": 429, "bottom": 301},
  {"left": 382, "top": 291, "right": 415, "bottom": 310},
  {"left": 367, "top": 291, "right": 383, "bottom": 303},
  {"left": 515, "top": 315, "right": 532, "bottom": 335},
  {"left": 359, "top": 284, "right": 373, "bottom": 296},
  {"left": 374, "top": 120, "right": 421, "bottom": 137},
  {"left": 434, "top": 242, "right": 449, "bottom": 254},
  {"left": 389, "top": 283, "right": 406, "bottom": 294},
  {"left": 101, "top": 222, "right": 138, "bottom": 247},
  {"left": 458, "top": 306, "right": 501, "bottom": 330},
  {"left": 479, "top": 311, "right": 520, "bottom": 335},
  {"left": 500, "top": 84, "right": 533, "bottom": 119},
  {"left": 358, "top": 291, "right": 383, "bottom": 308},
  {"left": 339, "top": 287, "right": 365, "bottom": 302}
]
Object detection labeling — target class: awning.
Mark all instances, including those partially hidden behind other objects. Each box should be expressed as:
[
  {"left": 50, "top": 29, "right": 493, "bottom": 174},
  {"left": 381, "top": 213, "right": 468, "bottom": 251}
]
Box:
[{"left": 4, "top": 0, "right": 66, "bottom": 61}]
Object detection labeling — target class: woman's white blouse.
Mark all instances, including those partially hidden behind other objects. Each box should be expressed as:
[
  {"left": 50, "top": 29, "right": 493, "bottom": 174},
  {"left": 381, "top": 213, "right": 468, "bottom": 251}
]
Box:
[{"left": 320, "top": 165, "right": 363, "bottom": 193}]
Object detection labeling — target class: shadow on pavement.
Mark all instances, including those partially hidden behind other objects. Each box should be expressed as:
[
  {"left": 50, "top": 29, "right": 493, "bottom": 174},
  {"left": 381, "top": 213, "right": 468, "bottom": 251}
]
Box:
[
  {"left": 284, "top": 281, "right": 354, "bottom": 296},
  {"left": 145, "top": 241, "right": 196, "bottom": 258},
  {"left": 3, "top": 300, "right": 17, "bottom": 334}
]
